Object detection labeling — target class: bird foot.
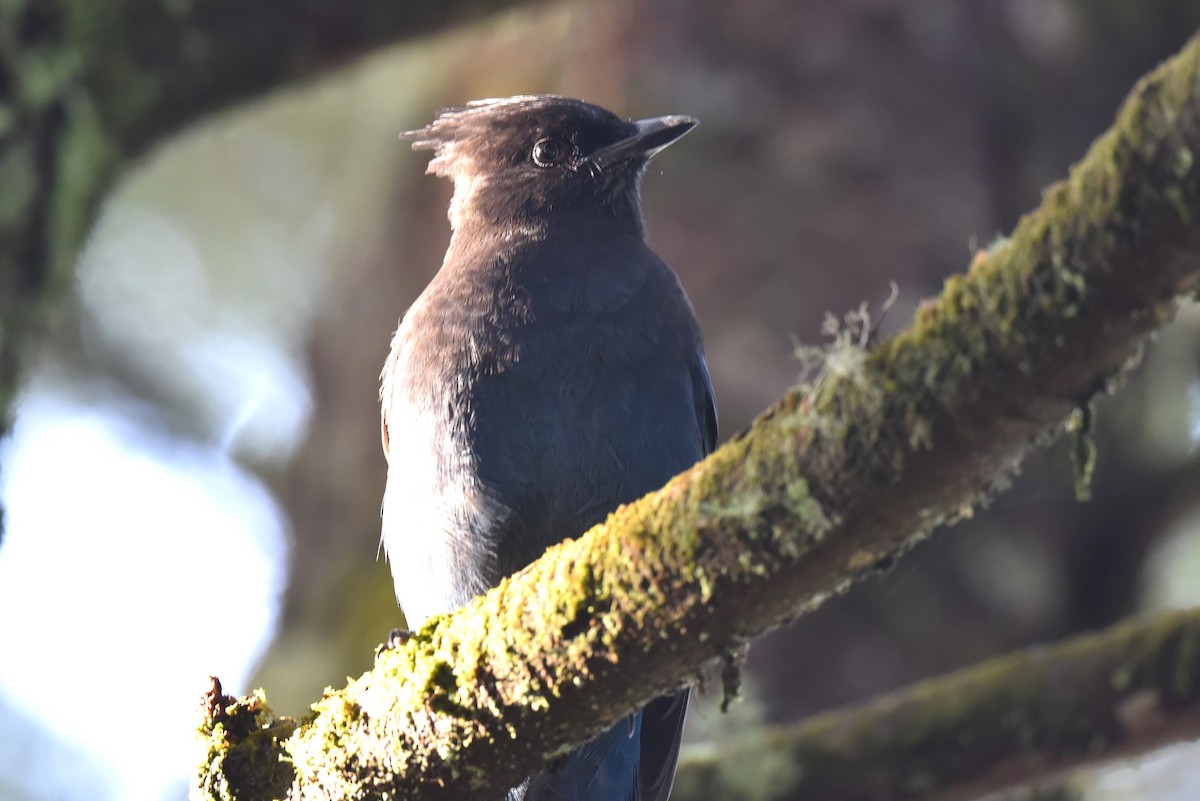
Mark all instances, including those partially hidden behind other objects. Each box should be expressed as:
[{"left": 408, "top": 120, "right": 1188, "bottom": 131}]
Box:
[{"left": 375, "top": 627, "right": 413, "bottom": 659}]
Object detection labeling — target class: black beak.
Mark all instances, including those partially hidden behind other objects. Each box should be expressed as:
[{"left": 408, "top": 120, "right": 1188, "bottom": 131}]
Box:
[{"left": 590, "top": 115, "right": 698, "bottom": 168}]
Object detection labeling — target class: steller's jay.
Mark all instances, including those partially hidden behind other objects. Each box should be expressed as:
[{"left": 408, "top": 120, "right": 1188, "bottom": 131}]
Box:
[{"left": 380, "top": 95, "right": 716, "bottom": 801}]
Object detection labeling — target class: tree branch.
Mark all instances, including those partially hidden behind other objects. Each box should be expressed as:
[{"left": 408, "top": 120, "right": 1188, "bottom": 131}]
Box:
[
  {"left": 0, "top": 0, "right": 536, "bottom": 530},
  {"left": 194, "top": 32, "right": 1200, "bottom": 801},
  {"left": 672, "top": 607, "right": 1200, "bottom": 801}
]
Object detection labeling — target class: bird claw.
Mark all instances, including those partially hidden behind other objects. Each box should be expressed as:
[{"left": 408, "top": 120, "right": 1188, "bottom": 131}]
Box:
[{"left": 375, "top": 627, "right": 413, "bottom": 659}]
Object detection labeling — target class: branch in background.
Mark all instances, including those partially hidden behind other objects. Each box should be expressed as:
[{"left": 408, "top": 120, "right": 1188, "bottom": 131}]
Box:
[
  {"left": 673, "top": 608, "right": 1200, "bottom": 801},
  {"left": 195, "top": 33, "right": 1200, "bottom": 801},
  {"left": 0, "top": 0, "right": 536, "bottom": 533}
]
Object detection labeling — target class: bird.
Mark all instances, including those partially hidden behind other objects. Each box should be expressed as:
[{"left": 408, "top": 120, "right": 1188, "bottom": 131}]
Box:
[{"left": 380, "top": 95, "right": 717, "bottom": 801}]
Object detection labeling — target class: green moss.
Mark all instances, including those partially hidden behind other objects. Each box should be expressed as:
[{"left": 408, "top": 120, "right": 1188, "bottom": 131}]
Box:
[
  {"left": 1068, "top": 404, "right": 1097, "bottom": 502},
  {"left": 194, "top": 689, "right": 296, "bottom": 801}
]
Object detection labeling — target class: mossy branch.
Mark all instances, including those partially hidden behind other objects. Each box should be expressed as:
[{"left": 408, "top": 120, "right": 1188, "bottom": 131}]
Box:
[
  {"left": 195, "top": 33, "right": 1200, "bottom": 801},
  {"left": 672, "top": 607, "right": 1200, "bottom": 801}
]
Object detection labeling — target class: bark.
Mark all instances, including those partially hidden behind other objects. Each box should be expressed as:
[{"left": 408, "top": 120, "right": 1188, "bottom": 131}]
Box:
[
  {"left": 671, "top": 608, "right": 1200, "bottom": 801},
  {"left": 194, "top": 33, "right": 1200, "bottom": 801}
]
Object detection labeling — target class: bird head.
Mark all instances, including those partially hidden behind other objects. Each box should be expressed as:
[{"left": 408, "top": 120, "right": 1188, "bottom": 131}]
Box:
[{"left": 403, "top": 95, "right": 697, "bottom": 234}]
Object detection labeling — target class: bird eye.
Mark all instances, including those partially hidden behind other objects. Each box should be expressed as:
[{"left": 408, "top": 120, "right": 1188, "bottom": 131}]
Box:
[{"left": 531, "top": 138, "right": 567, "bottom": 167}]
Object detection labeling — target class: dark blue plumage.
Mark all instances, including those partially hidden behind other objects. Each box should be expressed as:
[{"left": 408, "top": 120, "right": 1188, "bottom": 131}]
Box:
[{"left": 381, "top": 95, "right": 715, "bottom": 801}]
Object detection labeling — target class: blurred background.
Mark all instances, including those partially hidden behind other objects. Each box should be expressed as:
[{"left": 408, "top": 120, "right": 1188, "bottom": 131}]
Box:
[{"left": 2, "top": 1, "right": 1200, "bottom": 799}]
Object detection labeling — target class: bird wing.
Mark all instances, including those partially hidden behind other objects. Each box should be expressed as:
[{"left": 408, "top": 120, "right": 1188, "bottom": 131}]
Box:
[
  {"left": 695, "top": 352, "right": 719, "bottom": 456},
  {"left": 637, "top": 690, "right": 690, "bottom": 801},
  {"left": 518, "top": 353, "right": 712, "bottom": 801},
  {"left": 635, "top": 354, "right": 712, "bottom": 801}
]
